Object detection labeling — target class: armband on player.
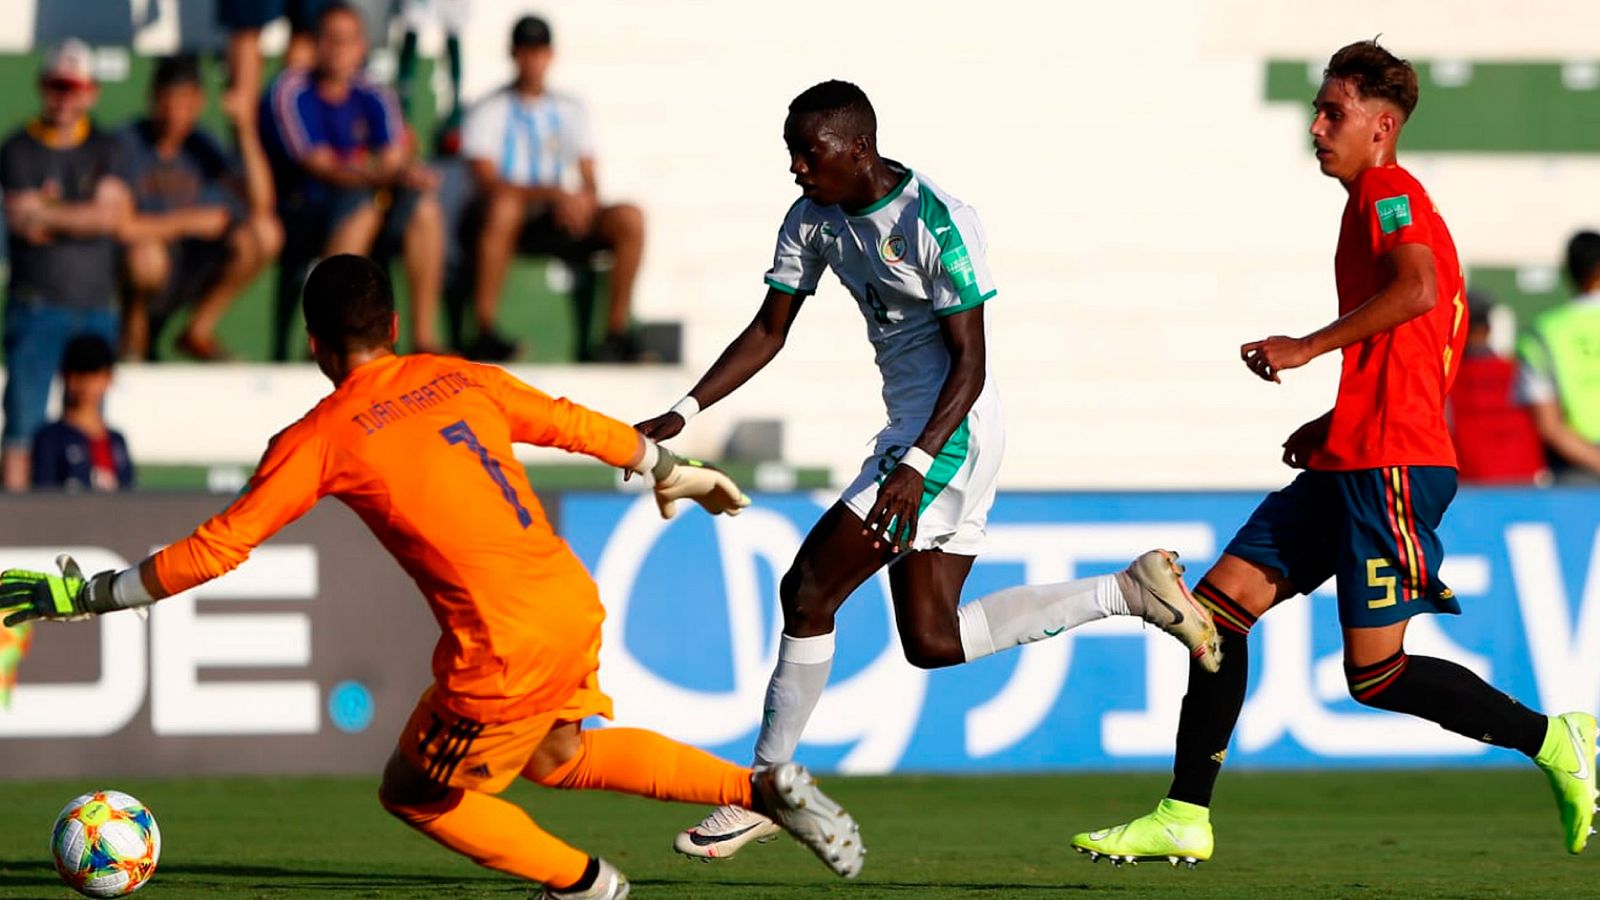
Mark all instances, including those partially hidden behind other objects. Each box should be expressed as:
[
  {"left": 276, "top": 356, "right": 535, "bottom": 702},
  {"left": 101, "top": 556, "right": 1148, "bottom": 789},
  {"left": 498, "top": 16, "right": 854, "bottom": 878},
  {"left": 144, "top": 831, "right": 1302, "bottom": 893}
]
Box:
[
  {"left": 670, "top": 395, "right": 701, "bottom": 424},
  {"left": 900, "top": 447, "right": 935, "bottom": 477}
]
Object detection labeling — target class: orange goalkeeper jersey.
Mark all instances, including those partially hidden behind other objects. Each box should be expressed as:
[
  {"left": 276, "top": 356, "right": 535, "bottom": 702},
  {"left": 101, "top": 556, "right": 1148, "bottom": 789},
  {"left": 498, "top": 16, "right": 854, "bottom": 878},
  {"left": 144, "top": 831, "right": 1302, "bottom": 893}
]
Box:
[{"left": 151, "top": 354, "right": 640, "bottom": 722}]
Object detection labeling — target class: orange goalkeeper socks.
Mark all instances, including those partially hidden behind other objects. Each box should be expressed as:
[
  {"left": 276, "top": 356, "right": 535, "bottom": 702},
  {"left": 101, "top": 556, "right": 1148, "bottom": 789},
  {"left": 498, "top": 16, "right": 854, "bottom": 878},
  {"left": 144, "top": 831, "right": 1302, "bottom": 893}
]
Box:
[
  {"left": 381, "top": 788, "right": 589, "bottom": 887},
  {"left": 531, "top": 727, "right": 755, "bottom": 809}
]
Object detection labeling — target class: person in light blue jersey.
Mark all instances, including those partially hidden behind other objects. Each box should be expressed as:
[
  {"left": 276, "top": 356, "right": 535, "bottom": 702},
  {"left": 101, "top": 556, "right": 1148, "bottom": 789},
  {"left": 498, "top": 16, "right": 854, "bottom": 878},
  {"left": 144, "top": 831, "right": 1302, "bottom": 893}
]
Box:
[{"left": 460, "top": 15, "right": 645, "bottom": 362}]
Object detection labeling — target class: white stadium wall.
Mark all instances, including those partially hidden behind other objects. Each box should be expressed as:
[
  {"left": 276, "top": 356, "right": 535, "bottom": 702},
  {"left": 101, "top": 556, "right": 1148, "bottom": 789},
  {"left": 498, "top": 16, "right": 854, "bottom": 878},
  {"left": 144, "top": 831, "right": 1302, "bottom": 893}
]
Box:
[{"left": 3, "top": 1, "right": 1600, "bottom": 487}]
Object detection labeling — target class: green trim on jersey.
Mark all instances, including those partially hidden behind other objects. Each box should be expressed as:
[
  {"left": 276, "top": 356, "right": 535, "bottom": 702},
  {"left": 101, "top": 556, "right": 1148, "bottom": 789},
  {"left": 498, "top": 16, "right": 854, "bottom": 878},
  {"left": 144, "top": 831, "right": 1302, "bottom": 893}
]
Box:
[
  {"left": 933, "top": 288, "right": 998, "bottom": 318},
  {"left": 764, "top": 276, "right": 801, "bottom": 296},
  {"left": 917, "top": 181, "right": 985, "bottom": 305},
  {"left": 918, "top": 417, "right": 972, "bottom": 516},
  {"left": 846, "top": 168, "right": 914, "bottom": 217}
]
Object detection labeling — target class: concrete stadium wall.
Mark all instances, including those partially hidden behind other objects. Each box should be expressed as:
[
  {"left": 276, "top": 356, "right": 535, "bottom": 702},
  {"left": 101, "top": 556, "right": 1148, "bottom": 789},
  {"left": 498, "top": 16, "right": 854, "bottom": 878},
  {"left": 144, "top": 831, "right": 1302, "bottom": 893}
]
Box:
[{"left": 3, "top": 2, "right": 1600, "bottom": 488}]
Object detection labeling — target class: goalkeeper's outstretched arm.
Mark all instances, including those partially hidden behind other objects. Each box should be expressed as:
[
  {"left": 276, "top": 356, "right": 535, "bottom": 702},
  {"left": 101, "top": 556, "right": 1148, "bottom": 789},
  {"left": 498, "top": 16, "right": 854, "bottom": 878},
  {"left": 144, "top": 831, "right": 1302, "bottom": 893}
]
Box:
[{"left": 1, "top": 421, "right": 327, "bottom": 626}]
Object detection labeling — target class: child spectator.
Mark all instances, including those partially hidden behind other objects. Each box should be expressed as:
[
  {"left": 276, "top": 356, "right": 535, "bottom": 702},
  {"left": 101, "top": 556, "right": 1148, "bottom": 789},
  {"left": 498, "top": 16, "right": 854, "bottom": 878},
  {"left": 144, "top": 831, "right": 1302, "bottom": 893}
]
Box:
[{"left": 31, "top": 334, "right": 135, "bottom": 492}]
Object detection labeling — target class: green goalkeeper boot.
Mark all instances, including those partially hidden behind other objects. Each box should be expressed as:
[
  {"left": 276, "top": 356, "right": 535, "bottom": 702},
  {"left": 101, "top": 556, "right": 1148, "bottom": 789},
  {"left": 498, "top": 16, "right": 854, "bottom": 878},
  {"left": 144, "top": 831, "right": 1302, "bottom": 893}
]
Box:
[{"left": 1071, "top": 798, "right": 1213, "bottom": 868}]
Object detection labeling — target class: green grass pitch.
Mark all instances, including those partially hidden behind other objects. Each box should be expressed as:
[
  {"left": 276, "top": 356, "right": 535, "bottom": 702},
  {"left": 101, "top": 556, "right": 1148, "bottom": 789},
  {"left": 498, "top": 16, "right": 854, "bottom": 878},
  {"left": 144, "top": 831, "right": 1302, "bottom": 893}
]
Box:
[{"left": 0, "top": 770, "right": 1593, "bottom": 898}]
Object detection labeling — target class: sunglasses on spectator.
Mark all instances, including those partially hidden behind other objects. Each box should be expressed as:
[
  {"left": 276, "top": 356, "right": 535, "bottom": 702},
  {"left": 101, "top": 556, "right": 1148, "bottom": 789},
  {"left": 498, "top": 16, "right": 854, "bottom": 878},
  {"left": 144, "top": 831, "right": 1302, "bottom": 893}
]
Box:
[{"left": 41, "top": 78, "right": 92, "bottom": 93}]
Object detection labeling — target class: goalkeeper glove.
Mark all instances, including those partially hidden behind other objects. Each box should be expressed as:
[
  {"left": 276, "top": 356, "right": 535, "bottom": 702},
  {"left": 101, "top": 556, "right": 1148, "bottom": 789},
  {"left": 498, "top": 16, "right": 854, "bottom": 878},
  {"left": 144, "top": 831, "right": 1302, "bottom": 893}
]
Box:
[
  {"left": 650, "top": 445, "right": 751, "bottom": 520},
  {"left": 0, "top": 555, "right": 118, "bottom": 627}
]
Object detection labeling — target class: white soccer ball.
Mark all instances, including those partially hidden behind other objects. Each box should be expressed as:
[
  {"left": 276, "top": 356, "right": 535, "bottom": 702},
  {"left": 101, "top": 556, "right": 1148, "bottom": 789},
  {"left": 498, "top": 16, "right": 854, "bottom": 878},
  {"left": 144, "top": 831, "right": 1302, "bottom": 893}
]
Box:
[{"left": 50, "top": 790, "right": 161, "bottom": 898}]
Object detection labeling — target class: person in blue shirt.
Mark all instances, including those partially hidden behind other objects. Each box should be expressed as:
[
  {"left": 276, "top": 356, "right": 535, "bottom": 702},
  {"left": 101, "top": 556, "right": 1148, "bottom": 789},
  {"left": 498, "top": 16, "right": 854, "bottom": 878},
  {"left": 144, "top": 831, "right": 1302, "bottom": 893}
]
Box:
[
  {"left": 262, "top": 1, "right": 445, "bottom": 357},
  {"left": 31, "top": 334, "right": 134, "bottom": 492}
]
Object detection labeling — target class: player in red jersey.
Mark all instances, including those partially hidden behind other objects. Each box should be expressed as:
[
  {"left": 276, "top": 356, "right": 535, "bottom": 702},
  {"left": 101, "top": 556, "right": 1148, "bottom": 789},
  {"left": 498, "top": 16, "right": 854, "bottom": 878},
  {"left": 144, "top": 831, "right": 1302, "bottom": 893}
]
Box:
[{"left": 1072, "top": 40, "right": 1597, "bottom": 866}]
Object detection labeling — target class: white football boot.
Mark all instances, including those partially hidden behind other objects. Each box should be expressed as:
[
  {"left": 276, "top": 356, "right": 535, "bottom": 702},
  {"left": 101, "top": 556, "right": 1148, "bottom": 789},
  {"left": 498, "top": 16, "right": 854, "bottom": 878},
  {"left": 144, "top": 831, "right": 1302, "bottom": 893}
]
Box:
[
  {"left": 1123, "top": 550, "right": 1222, "bottom": 673},
  {"left": 673, "top": 804, "right": 782, "bottom": 860},
  {"left": 539, "top": 858, "right": 629, "bottom": 899},
  {"left": 754, "top": 762, "right": 865, "bottom": 878}
]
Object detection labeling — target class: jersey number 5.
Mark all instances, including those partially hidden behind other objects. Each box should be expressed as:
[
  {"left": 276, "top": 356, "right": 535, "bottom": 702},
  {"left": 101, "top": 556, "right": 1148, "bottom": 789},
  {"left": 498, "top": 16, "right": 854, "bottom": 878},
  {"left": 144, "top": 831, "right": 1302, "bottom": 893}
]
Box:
[{"left": 440, "top": 420, "right": 533, "bottom": 528}]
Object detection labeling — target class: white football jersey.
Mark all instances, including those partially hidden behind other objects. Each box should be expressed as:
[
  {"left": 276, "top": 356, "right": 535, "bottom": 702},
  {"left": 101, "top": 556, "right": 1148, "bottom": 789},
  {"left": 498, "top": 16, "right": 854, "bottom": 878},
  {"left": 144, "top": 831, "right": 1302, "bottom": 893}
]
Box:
[
  {"left": 763, "top": 164, "right": 999, "bottom": 441},
  {"left": 461, "top": 87, "right": 593, "bottom": 191}
]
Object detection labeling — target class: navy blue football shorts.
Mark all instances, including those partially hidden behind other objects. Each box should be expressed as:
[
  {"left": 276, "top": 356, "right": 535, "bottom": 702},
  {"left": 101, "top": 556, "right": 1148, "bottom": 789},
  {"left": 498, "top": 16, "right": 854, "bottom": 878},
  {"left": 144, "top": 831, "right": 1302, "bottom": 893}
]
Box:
[{"left": 1223, "top": 466, "right": 1460, "bottom": 628}]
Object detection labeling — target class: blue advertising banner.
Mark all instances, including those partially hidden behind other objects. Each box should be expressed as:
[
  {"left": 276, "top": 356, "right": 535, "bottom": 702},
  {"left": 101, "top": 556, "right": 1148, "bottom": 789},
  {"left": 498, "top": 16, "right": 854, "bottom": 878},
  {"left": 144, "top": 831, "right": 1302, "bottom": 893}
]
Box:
[{"left": 562, "top": 489, "right": 1600, "bottom": 773}]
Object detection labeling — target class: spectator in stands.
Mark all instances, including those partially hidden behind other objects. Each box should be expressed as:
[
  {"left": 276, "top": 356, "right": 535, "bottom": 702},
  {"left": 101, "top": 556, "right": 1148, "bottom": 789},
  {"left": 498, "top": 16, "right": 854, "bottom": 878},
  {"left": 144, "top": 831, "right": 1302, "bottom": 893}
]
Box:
[
  {"left": 396, "top": 0, "right": 471, "bottom": 153},
  {"left": 119, "top": 55, "right": 283, "bottom": 360},
  {"left": 217, "top": 0, "right": 326, "bottom": 123},
  {"left": 262, "top": 1, "right": 446, "bottom": 356},
  {"left": 1448, "top": 290, "right": 1546, "bottom": 484},
  {"left": 1, "top": 39, "right": 132, "bottom": 492},
  {"left": 1518, "top": 231, "right": 1600, "bottom": 482},
  {"left": 31, "top": 335, "right": 134, "bottom": 492},
  {"left": 461, "top": 14, "right": 646, "bottom": 362}
]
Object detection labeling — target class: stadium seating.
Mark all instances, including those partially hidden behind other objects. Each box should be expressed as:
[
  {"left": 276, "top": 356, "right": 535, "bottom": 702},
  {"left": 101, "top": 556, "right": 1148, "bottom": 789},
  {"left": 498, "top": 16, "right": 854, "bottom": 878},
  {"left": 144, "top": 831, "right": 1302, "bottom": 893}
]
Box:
[{"left": 2, "top": 6, "right": 1599, "bottom": 490}]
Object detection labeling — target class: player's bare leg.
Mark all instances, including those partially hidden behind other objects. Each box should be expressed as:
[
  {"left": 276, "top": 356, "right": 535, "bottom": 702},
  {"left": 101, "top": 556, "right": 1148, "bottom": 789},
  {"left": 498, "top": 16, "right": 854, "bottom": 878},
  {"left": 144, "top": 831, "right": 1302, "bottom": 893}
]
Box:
[
  {"left": 887, "top": 548, "right": 971, "bottom": 668},
  {"left": 676, "top": 503, "right": 887, "bottom": 860}
]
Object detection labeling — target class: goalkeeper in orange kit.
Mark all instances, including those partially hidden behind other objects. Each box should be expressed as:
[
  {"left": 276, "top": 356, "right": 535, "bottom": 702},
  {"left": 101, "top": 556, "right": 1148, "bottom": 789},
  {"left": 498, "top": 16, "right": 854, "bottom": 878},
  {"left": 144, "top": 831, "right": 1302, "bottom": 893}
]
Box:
[{"left": 0, "top": 254, "right": 865, "bottom": 899}]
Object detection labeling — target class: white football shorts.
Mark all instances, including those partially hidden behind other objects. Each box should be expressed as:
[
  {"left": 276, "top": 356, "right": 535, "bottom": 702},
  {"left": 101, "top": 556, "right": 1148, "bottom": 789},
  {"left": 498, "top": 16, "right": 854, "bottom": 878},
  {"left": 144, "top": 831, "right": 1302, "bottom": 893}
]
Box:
[{"left": 841, "top": 391, "right": 1004, "bottom": 556}]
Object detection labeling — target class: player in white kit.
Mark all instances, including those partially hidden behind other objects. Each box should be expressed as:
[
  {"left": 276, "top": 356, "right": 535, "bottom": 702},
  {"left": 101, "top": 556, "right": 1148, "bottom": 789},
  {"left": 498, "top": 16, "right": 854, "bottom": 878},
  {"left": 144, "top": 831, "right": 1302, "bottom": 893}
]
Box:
[{"left": 635, "top": 80, "right": 1222, "bottom": 859}]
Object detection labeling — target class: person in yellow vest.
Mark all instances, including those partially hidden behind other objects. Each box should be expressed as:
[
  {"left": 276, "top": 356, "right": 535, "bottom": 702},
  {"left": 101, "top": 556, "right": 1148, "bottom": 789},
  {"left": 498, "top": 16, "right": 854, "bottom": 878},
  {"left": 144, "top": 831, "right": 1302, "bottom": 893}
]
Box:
[{"left": 1518, "top": 231, "right": 1600, "bottom": 482}]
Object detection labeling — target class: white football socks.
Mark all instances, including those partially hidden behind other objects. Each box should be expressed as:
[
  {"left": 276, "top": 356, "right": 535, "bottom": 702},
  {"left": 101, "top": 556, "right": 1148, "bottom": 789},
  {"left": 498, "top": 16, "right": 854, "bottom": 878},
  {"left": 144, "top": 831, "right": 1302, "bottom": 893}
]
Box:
[
  {"left": 957, "top": 573, "right": 1132, "bottom": 662},
  {"left": 752, "top": 631, "right": 835, "bottom": 767}
]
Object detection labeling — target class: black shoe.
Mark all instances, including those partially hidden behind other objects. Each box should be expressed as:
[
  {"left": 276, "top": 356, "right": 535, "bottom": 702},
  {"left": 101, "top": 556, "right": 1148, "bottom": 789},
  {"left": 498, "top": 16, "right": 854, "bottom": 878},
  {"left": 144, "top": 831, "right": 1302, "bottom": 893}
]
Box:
[
  {"left": 592, "top": 331, "right": 644, "bottom": 363},
  {"left": 467, "top": 328, "right": 520, "bottom": 362}
]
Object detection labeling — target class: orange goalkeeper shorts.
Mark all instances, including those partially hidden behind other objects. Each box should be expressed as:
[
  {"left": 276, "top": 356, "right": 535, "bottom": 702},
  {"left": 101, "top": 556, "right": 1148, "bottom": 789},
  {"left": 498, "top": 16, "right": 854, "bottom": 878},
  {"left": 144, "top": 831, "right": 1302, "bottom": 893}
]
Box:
[{"left": 396, "top": 672, "right": 613, "bottom": 794}]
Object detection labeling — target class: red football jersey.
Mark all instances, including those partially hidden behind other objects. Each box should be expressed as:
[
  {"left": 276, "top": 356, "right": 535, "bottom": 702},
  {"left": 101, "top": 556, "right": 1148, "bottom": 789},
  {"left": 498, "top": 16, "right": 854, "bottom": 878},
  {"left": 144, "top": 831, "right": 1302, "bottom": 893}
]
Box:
[{"left": 1307, "top": 164, "right": 1467, "bottom": 471}]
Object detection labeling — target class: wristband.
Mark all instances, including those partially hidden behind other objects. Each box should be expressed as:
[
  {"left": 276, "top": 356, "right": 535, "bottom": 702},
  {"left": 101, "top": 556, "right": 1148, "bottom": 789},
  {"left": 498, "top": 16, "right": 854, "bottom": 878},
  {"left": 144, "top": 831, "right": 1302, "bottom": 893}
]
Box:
[
  {"left": 900, "top": 446, "right": 935, "bottom": 477},
  {"left": 651, "top": 444, "right": 683, "bottom": 482},
  {"left": 631, "top": 437, "right": 660, "bottom": 476},
  {"left": 109, "top": 567, "right": 155, "bottom": 611},
  {"left": 670, "top": 395, "right": 701, "bottom": 424}
]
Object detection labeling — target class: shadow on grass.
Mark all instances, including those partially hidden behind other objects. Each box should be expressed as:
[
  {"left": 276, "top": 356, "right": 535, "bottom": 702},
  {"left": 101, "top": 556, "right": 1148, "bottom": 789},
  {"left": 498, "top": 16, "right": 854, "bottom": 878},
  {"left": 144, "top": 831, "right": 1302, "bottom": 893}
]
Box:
[
  {"left": 631, "top": 877, "right": 1111, "bottom": 893},
  {"left": 0, "top": 858, "right": 511, "bottom": 891},
  {"left": 5, "top": 860, "right": 1119, "bottom": 896}
]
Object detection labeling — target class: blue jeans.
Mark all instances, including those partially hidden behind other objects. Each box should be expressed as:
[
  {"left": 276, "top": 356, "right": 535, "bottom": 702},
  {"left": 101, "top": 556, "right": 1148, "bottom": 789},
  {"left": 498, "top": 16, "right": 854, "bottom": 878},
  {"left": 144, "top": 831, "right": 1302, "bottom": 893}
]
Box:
[{"left": 2, "top": 298, "right": 119, "bottom": 449}]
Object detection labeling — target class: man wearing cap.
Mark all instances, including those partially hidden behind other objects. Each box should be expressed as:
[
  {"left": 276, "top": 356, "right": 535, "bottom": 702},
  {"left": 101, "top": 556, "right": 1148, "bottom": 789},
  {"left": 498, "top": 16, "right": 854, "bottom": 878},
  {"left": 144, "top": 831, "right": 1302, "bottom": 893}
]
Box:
[
  {"left": 1518, "top": 230, "right": 1600, "bottom": 481},
  {"left": 460, "top": 14, "right": 645, "bottom": 362},
  {"left": 0, "top": 38, "right": 133, "bottom": 492},
  {"left": 119, "top": 55, "right": 283, "bottom": 361}
]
